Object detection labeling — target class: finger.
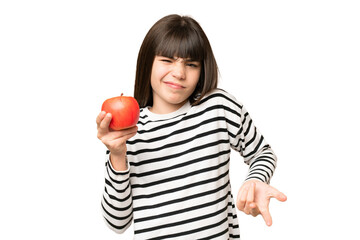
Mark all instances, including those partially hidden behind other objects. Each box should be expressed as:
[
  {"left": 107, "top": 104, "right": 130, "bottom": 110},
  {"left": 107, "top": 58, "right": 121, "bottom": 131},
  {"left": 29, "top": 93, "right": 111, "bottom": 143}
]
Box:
[
  {"left": 97, "top": 113, "right": 112, "bottom": 137},
  {"left": 275, "top": 192, "right": 287, "bottom": 202},
  {"left": 260, "top": 207, "right": 273, "bottom": 227},
  {"left": 274, "top": 193, "right": 287, "bottom": 203},
  {"left": 237, "top": 186, "right": 249, "bottom": 211},
  {"left": 96, "top": 111, "right": 106, "bottom": 128},
  {"left": 100, "top": 113, "right": 112, "bottom": 130},
  {"left": 250, "top": 206, "right": 260, "bottom": 217},
  {"left": 247, "top": 182, "right": 255, "bottom": 203},
  {"left": 244, "top": 182, "right": 256, "bottom": 213},
  {"left": 268, "top": 186, "right": 287, "bottom": 202},
  {"left": 104, "top": 126, "right": 138, "bottom": 144},
  {"left": 121, "top": 126, "right": 138, "bottom": 139}
]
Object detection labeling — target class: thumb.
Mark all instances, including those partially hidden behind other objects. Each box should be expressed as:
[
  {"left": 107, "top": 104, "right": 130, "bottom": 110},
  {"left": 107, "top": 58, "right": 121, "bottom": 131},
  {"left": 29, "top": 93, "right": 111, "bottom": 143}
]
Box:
[
  {"left": 273, "top": 191, "right": 287, "bottom": 202},
  {"left": 268, "top": 186, "right": 287, "bottom": 202},
  {"left": 276, "top": 192, "right": 287, "bottom": 202}
]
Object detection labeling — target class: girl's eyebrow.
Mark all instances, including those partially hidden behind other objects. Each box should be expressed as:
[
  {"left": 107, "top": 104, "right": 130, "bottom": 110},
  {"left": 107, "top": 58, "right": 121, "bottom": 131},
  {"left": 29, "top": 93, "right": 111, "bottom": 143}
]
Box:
[
  {"left": 159, "top": 55, "right": 200, "bottom": 62},
  {"left": 185, "top": 58, "right": 200, "bottom": 62},
  {"left": 174, "top": 57, "right": 199, "bottom": 62}
]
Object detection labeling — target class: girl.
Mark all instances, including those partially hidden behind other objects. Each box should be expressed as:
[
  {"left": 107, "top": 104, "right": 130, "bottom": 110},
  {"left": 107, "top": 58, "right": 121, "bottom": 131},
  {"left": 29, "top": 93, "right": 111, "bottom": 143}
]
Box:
[{"left": 96, "top": 14, "right": 287, "bottom": 239}]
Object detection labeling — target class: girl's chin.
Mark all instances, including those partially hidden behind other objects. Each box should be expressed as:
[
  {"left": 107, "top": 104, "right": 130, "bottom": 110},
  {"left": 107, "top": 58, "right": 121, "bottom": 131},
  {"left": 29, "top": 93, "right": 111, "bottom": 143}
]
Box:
[{"left": 165, "top": 93, "right": 189, "bottom": 104}]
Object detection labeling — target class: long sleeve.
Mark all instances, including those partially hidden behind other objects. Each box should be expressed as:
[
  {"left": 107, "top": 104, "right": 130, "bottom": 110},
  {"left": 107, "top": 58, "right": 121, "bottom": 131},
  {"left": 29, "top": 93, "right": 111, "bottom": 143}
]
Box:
[
  {"left": 222, "top": 91, "right": 277, "bottom": 184},
  {"left": 101, "top": 151, "right": 133, "bottom": 233},
  {"left": 238, "top": 105, "right": 277, "bottom": 183}
]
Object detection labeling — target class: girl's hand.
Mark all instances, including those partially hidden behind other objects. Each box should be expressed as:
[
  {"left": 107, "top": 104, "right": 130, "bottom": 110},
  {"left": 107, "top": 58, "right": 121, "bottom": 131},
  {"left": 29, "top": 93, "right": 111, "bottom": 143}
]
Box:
[
  {"left": 96, "top": 111, "right": 138, "bottom": 170},
  {"left": 236, "top": 180, "right": 287, "bottom": 226}
]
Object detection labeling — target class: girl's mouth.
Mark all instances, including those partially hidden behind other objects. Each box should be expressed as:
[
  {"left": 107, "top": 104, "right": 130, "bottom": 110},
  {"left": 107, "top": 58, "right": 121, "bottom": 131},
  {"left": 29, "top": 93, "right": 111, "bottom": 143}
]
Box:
[{"left": 164, "top": 81, "right": 184, "bottom": 89}]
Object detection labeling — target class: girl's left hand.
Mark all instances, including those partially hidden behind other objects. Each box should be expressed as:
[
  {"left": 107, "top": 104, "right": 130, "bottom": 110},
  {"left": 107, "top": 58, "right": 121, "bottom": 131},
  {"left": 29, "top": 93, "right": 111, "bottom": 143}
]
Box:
[{"left": 236, "top": 180, "right": 287, "bottom": 226}]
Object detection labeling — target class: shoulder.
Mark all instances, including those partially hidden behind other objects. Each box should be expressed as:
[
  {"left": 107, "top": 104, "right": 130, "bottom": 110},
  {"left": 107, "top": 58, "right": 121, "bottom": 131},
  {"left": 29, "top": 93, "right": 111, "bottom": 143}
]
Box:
[{"left": 199, "top": 88, "right": 244, "bottom": 110}]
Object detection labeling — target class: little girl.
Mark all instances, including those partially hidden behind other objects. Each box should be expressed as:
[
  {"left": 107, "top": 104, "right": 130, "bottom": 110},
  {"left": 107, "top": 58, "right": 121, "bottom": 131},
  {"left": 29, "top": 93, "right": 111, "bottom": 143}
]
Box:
[{"left": 96, "top": 14, "right": 287, "bottom": 239}]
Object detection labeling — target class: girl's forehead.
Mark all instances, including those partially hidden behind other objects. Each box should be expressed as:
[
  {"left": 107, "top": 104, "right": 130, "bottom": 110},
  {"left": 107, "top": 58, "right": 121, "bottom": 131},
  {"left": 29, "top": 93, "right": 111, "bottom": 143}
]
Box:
[{"left": 155, "top": 36, "right": 204, "bottom": 61}]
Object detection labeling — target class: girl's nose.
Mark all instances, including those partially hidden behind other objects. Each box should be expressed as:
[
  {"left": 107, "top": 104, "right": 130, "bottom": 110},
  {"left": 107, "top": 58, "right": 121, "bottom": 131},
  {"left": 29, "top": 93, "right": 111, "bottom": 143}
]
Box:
[{"left": 171, "top": 63, "right": 185, "bottom": 80}]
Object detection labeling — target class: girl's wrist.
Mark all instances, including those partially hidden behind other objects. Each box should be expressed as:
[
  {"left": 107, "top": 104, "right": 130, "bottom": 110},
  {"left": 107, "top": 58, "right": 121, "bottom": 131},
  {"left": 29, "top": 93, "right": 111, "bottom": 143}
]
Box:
[{"left": 109, "top": 153, "right": 128, "bottom": 171}]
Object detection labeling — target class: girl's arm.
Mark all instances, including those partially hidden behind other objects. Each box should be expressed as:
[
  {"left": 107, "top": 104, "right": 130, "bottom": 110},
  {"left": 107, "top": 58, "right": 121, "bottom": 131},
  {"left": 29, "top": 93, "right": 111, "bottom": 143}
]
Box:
[
  {"left": 238, "top": 106, "right": 276, "bottom": 183},
  {"left": 96, "top": 111, "right": 137, "bottom": 233},
  {"left": 224, "top": 92, "right": 277, "bottom": 183},
  {"left": 101, "top": 151, "right": 133, "bottom": 233},
  {"left": 221, "top": 90, "right": 287, "bottom": 226}
]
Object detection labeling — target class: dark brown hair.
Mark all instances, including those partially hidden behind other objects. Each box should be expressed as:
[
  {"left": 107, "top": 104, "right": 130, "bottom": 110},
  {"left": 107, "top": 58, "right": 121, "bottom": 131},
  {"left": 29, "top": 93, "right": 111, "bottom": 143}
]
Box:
[{"left": 134, "top": 14, "right": 218, "bottom": 107}]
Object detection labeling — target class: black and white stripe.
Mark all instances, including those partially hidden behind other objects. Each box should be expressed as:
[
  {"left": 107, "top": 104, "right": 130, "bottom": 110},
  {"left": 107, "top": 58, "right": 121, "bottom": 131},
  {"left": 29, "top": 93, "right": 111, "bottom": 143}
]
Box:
[{"left": 102, "top": 89, "right": 277, "bottom": 239}]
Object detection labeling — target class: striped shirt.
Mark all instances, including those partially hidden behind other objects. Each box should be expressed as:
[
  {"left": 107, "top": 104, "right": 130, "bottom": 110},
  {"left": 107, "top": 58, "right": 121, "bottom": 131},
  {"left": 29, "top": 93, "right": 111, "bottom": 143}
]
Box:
[{"left": 101, "top": 89, "right": 277, "bottom": 239}]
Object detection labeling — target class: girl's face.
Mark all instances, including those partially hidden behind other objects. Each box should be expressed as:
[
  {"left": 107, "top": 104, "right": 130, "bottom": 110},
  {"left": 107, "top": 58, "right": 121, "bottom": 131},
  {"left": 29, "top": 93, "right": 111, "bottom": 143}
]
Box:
[{"left": 150, "top": 55, "right": 201, "bottom": 114}]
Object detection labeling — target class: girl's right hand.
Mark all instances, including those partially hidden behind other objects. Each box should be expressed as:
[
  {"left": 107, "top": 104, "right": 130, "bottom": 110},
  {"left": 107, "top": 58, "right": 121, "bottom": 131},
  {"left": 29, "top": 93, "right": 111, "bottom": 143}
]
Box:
[{"left": 96, "top": 111, "right": 138, "bottom": 170}]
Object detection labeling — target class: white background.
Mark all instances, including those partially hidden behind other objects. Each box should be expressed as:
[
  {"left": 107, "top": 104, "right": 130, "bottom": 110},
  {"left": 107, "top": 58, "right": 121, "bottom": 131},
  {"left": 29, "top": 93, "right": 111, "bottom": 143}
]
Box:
[{"left": 1, "top": 0, "right": 359, "bottom": 239}]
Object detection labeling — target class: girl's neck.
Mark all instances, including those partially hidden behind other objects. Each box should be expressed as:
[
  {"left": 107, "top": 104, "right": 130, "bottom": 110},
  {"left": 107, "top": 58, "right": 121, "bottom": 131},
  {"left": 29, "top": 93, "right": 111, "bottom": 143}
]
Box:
[{"left": 149, "top": 99, "right": 188, "bottom": 114}]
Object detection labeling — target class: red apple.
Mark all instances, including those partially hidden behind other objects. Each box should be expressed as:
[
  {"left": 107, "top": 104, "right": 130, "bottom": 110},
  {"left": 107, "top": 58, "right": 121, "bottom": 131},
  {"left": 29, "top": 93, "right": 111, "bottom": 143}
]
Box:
[{"left": 101, "top": 93, "right": 140, "bottom": 130}]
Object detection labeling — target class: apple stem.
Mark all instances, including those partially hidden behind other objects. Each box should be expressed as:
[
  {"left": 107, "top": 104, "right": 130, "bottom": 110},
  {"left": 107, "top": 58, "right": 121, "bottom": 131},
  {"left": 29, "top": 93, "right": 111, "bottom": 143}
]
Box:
[{"left": 121, "top": 93, "right": 123, "bottom": 97}]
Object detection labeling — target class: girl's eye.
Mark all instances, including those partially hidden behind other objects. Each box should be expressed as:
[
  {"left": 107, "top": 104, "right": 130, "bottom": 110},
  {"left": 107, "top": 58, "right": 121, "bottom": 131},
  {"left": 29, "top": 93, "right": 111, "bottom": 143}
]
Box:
[
  {"left": 160, "top": 59, "right": 172, "bottom": 63},
  {"left": 187, "top": 63, "right": 199, "bottom": 68}
]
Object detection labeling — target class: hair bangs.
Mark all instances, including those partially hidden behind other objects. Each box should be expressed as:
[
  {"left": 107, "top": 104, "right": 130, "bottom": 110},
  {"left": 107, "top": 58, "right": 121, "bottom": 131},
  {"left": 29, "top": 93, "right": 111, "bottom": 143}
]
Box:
[{"left": 155, "top": 29, "right": 204, "bottom": 61}]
